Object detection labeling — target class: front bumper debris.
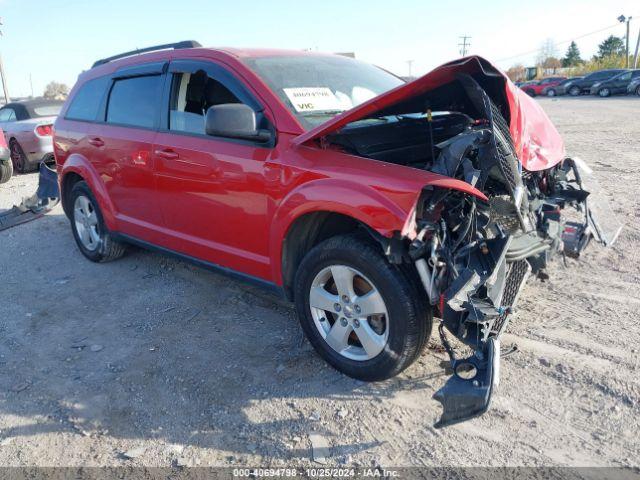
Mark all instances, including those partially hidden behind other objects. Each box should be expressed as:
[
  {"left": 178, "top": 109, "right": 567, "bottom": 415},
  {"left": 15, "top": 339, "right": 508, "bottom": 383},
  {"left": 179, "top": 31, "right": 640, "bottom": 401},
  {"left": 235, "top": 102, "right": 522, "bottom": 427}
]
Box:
[{"left": 434, "top": 324, "right": 500, "bottom": 428}]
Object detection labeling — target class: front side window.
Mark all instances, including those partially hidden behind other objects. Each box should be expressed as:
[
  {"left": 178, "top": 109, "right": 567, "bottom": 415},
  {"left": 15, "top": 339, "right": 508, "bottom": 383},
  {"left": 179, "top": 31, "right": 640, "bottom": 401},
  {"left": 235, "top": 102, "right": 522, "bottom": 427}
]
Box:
[
  {"left": 244, "top": 55, "right": 404, "bottom": 129},
  {"left": 106, "top": 75, "right": 162, "bottom": 128},
  {"left": 168, "top": 69, "right": 241, "bottom": 135},
  {"left": 66, "top": 76, "right": 110, "bottom": 121},
  {"left": 615, "top": 72, "right": 632, "bottom": 81}
]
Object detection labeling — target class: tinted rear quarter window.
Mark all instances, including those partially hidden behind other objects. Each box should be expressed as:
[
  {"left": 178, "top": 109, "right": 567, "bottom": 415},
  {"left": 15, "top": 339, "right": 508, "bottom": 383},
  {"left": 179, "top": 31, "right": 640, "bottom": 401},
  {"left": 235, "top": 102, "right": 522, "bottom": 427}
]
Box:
[
  {"left": 66, "top": 76, "right": 110, "bottom": 121},
  {"left": 106, "top": 75, "right": 162, "bottom": 128}
]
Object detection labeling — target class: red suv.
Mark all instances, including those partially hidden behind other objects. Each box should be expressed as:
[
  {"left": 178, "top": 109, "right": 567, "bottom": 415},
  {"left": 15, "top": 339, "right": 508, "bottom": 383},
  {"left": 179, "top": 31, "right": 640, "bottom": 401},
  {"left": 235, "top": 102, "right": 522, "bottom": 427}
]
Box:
[{"left": 54, "top": 42, "right": 616, "bottom": 426}]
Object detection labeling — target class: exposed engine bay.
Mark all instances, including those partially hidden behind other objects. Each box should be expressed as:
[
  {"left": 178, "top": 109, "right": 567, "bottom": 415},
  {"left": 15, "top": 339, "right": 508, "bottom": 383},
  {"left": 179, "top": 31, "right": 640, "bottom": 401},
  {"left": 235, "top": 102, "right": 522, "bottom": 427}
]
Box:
[{"left": 323, "top": 72, "right": 621, "bottom": 427}]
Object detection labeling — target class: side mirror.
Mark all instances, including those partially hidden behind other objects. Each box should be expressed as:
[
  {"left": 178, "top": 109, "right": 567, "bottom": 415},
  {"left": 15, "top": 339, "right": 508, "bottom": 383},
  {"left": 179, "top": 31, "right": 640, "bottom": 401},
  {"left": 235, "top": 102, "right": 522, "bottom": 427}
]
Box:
[{"left": 205, "top": 104, "right": 271, "bottom": 143}]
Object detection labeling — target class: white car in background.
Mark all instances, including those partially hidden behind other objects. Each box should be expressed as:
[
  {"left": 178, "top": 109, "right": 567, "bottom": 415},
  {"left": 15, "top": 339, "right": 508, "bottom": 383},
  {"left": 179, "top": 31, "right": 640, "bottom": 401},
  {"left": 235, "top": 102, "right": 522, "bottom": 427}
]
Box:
[{"left": 0, "top": 99, "right": 63, "bottom": 173}]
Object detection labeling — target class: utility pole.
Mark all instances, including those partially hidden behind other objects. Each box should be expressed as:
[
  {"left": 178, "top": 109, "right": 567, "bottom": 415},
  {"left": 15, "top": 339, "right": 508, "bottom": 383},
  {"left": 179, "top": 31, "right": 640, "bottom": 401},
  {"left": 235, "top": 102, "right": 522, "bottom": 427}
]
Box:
[
  {"left": 634, "top": 24, "right": 640, "bottom": 68},
  {"left": 406, "top": 60, "right": 414, "bottom": 78},
  {"left": 0, "top": 18, "right": 8, "bottom": 103},
  {"left": 458, "top": 36, "right": 471, "bottom": 57},
  {"left": 618, "top": 15, "right": 632, "bottom": 68}
]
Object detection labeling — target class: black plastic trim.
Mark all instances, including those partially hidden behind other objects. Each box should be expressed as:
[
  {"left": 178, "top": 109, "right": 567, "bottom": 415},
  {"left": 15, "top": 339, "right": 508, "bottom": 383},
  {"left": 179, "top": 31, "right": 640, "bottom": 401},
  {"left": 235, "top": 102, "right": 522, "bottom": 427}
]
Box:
[
  {"left": 112, "top": 232, "right": 286, "bottom": 300},
  {"left": 92, "top": 41, "right": 201, "bottom": 68}
]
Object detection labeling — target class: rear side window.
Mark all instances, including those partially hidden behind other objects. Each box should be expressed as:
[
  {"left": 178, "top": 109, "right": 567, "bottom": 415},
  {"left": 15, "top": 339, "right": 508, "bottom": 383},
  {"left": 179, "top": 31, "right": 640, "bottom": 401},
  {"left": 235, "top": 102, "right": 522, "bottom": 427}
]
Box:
[
  {"left": 106, "top": 75, "right": 162, "bottom": 128},
  {"left": 66, "top": 76, "right": 110, "bottom": 121}
]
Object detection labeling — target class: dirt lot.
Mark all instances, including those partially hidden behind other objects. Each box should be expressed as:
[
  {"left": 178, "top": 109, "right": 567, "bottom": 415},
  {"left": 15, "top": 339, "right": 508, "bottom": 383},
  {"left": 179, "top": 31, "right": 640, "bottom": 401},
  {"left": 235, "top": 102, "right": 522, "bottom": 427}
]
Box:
[{"left": 0, "top": 97, "right": 638, "bottom": 469}]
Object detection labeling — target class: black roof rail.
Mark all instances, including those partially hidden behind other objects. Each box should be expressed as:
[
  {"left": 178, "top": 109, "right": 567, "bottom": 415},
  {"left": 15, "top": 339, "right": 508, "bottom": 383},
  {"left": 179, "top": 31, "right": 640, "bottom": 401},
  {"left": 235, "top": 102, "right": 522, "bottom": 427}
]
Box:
[{"left": 92, "top": 40, "right": 202, "bottom": 68}]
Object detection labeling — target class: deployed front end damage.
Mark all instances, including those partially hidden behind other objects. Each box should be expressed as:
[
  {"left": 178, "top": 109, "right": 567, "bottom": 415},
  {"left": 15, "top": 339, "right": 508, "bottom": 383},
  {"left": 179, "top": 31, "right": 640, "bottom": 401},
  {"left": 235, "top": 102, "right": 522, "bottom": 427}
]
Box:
[
  {"left": 299, "top": 56, "right": 621, "bottom": 426},
  {"left": 401, "top": 92, "right": 621, "bottom": 427}
]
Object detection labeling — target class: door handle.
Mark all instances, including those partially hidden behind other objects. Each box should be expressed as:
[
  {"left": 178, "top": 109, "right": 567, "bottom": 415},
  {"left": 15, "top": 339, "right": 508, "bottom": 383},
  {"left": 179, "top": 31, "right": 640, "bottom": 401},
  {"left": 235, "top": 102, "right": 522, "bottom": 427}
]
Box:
[
  {"left": 154, "top": 149, "right": 180, "bottom": 160},
  {"left": 88, "top": 137, "right": 104, "bottom": 147}
]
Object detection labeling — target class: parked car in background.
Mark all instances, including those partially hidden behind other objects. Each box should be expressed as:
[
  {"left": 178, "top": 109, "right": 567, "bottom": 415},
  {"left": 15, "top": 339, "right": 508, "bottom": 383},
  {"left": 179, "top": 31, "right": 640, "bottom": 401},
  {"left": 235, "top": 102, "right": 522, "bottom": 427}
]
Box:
[
  {"left": 564, "top": 69, "right": 627, "bottom": 96},
  {"left": 521, "top": 77, "right": 566, "bottom": 97},
  {"left": 542, "top": 77, "right": 582, "bottom": 97},
  {"left": 628, "top": 76, "right": 640, "bottom": 96},
  {"left": 590, "top": 69, "right": 640, "bottom": 97},
  {"left": 0, "top": 128, "right": 11, "bottom": 183},
  {"left": 0, "top": 99, "right": 63, "bottom": 173}
]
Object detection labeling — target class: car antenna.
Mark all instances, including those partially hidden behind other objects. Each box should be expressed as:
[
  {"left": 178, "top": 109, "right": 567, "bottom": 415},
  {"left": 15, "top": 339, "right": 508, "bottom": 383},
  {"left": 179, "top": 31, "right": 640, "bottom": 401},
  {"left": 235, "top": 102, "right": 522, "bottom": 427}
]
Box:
[{"left": 425, "top": 102, "right": 436, "bottom": 162}]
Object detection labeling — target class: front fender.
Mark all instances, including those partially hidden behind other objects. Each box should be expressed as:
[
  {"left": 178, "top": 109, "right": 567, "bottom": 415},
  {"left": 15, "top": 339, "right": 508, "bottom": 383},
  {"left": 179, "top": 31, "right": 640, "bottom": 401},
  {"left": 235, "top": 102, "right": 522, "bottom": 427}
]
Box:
[
  {"left": 269, "top": 177, "right": 486, "bottom": 284},
  {"left": 59, "top": 154, "right": 117, "bottom": 231}
]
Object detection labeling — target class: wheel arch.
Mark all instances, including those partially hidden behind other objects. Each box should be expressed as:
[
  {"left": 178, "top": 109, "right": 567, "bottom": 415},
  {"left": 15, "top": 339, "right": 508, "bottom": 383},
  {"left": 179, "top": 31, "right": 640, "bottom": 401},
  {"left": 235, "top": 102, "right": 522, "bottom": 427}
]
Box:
[
  {"left": 270, "top": 179, "right": 414, "bottom": 300},
  {"left": 59, "top": 154, "right": 117, "bottom": 230},
  {"left": 280, "top": 211, "right": 386, "bottom": 300}
]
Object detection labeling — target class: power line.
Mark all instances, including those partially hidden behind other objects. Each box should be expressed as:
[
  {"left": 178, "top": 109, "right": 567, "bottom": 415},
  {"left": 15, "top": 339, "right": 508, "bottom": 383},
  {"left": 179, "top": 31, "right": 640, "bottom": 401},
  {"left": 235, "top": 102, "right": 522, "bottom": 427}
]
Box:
[
  {"left": 459, "top": 36, "right": 471, "bottom": 56},
  {"left": 496, "top": 21, "right": 627, "bottom": 63}
]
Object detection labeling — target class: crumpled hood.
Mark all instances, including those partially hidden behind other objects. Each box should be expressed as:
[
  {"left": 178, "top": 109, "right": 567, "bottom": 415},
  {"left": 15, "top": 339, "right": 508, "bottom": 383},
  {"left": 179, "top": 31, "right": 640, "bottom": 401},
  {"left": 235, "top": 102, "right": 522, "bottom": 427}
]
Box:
[{"left": 293, "top": 56, "right": 565, "bottom": 172}]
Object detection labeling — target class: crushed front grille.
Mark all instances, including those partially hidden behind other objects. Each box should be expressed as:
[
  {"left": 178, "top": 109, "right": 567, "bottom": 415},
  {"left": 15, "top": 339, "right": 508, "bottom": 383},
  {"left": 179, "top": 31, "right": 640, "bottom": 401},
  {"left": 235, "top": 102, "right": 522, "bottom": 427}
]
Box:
[{"left": 491, "top": 259, "right": 530, "bottom": 336}]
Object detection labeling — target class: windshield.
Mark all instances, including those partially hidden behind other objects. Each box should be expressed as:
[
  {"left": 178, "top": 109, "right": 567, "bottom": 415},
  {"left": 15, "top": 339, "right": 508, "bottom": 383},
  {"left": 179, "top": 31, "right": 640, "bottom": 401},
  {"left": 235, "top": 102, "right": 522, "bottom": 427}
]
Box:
[
  {"left": 244, "top": 55, "right": 404, "bottom": 129},
  {"left": 32, "top": 104, "right": 62, "bottom": 117}
]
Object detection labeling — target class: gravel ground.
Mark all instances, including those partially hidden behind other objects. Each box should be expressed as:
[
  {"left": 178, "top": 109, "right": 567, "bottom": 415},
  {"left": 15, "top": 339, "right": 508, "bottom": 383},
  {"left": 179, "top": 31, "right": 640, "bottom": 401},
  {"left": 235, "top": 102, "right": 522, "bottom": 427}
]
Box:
[{"left": 0, "top": 96, "right": 638, "bottom": 468}]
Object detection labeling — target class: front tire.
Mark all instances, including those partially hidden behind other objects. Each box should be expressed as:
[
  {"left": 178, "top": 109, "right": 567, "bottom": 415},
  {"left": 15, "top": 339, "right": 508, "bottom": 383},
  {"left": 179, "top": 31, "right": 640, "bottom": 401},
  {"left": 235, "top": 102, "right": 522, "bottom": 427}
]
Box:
[
  {"left": 69, "top": 181, "right": 126, "bottom": 262},
  {"left": 636, "top": 85, "right": 640, "bottom": 96},
  {"left": 0, "top": 160, "right": 12, "bottom": 184},
  {"left": 294, "top": 234, "right": 432, "bottom": 381},
  {"left": 524, "top": 88, "right": 535, "bottom": 97},
  {"left": 598, "top": 88, "right": 611, "bottom": 97}
]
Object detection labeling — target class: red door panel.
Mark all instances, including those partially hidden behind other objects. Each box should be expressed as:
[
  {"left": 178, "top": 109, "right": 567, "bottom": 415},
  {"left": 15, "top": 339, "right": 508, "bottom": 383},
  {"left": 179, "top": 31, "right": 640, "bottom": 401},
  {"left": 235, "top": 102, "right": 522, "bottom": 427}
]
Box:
[
  {"left": 152, "top": 132, "right": 273, "bottom": 280},
  {"left": 88, "top": 123, "right": 161, "bottom": 240}
]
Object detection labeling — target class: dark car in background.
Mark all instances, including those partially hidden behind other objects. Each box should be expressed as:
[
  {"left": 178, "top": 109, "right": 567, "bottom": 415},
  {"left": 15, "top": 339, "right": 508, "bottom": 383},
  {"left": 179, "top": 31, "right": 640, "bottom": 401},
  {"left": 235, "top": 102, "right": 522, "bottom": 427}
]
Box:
[
  {"left": 628, "top": 76, "right": 640, "bottom": 96},
  {"left": 564, "top": 69, "right": 627, "bottom": 96},
  {"left": 0, "top": 99, "right": 63, "bottom": 173},
  {"left": 542, "top": 77, "right": 582, "bottom": 97},
  {"left": 590, "top": 70, "right": 640, "bottom": 97}
]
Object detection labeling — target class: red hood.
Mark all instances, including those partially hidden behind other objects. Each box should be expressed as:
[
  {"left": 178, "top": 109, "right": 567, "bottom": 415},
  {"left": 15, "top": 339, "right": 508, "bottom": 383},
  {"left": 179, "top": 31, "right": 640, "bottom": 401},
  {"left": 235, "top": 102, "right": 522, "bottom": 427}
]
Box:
[{"left": 293, "top": 56, "right": 565, "bottom": 172}]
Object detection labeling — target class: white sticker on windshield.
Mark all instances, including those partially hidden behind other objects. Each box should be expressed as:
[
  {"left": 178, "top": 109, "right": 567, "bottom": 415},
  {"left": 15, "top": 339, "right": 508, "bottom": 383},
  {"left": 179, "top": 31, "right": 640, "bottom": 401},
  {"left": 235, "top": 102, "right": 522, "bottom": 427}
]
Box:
[{"left": 283, "top": 87, "right": 344, "bottom": 113}]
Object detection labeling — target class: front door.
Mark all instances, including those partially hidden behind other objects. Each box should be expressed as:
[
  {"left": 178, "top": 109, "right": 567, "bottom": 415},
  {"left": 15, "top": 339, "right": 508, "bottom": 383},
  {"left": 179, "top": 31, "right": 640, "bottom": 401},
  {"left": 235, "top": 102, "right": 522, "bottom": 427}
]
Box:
[{"left": 152, "top": 60, "right": 274, "bottom": 280}]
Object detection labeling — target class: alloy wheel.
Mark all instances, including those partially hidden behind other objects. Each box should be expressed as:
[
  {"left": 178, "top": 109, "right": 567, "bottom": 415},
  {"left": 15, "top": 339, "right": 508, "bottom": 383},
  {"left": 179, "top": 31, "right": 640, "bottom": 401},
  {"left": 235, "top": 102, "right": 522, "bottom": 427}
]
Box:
[
  {"left": 547, "top": 89, "right": 556, "bottom": 97},
  {"left": 598, "top": 88, "right": 610, "bottom": 97},
  {"left": 73, "top": 195, "right": 100, "bottom": 251},
  {"left": 10, "top": 141, "right": 25, "bottom": 172},
  {"left": 309, "top": 265, "right": 389, "bottom": 361}
]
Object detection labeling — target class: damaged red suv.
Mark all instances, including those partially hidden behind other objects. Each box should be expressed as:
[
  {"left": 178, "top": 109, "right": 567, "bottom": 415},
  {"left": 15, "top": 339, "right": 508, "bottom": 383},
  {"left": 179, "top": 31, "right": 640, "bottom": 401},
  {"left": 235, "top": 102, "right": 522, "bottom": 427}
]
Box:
[{"left": 53, "top": 41, "right": 619, "bottom": 426}]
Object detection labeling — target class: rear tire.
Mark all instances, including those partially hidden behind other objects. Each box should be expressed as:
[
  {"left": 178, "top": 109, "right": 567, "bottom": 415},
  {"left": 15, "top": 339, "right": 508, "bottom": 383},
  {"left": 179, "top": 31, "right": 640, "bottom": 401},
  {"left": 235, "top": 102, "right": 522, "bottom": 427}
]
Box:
[
  {"left": 294, "top": 234, "right": 432, "bottom": 381},
  {"left": 0, "top": 160, "right": 12, "bottom": 184},
  {"left": 69, "top": 181, "right": 126, "bottom": 263},
  {"left": 9, "top": 140, "right": 32, "bottom": 173},
  {"left": 636, "top": 85, "right": 640, "bottom": 96},
  {"left": 524, "top": 88, "right": 535, "bottom": 97},
  {"left": 568, "top": 86, "right": 581, "bottom": 96},
  {"left": 598, "top": 88, "right": 611, "bottom": 97},
  {"left": 546, "top": 88, "right": 556, "bottom": 97}
]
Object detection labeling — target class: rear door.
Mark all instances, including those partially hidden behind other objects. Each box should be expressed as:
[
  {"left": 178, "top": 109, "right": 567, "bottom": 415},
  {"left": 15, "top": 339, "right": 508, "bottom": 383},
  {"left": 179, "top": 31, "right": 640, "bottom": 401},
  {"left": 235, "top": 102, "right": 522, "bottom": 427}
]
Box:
[
  {"left": 151, "top": 59, "right": 274, "bottom": 280},
  {"left": 88, "top": 63, "right": 165, "bottom": 241}
]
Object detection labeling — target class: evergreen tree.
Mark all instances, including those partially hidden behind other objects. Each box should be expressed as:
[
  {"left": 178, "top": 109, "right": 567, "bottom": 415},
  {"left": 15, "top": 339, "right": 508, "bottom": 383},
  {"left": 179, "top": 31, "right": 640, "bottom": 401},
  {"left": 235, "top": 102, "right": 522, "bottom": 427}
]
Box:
[
  {"left": 562, "top": 41, "right": 582, "bottom": 67},
  {"left": 597, "top": 35, "right": 625, "bottom": 58}
]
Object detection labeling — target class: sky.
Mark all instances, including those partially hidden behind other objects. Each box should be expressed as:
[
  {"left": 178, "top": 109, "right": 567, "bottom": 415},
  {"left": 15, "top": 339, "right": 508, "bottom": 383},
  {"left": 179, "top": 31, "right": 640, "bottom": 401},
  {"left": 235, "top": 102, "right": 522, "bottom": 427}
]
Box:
[{"left": 0, "top": 0, "right": 638, "bottom": 98}]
